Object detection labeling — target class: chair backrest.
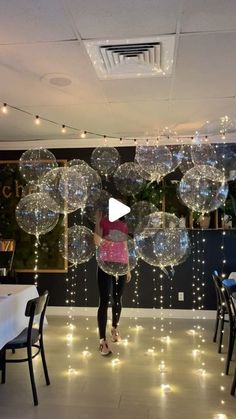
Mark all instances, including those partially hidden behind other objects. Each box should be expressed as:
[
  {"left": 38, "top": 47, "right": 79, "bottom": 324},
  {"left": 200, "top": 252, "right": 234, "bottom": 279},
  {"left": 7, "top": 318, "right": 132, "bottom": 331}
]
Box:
[
  {"left": 25, "top": 291, "right": 49, "bottom": 341},
  {"left": 221, "top": 285, "right": 236, "bottom": 324},
  {"left": 212, "top": 271, "right": 224, "bottom": 306}
]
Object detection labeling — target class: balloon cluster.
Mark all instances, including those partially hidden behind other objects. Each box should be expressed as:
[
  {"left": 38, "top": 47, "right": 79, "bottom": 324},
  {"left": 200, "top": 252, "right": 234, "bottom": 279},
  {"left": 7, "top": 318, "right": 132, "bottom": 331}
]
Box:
[
  {"left": 134, "top": 212, "right": 189, "bottom": 268},
  {"left": 17, "top": 142, "right": 234, "bottom": 275}
]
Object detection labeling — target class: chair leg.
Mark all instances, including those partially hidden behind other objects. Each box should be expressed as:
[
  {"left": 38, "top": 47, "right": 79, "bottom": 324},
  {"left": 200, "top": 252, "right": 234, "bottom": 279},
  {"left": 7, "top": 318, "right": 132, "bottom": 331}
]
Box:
[
  {"left": 231, "top": 367, "right": 236, "bottom": 396},
  {"left": 27, "top": 346, "right": 38, "bottom": 406},
  {"left": 225, "top": 330, "right": 235, "bottom": 375},
  {"left": 218, "top": 314, "right": 225, "bottom": 354},
  {"left": 40, "top": 337, "right": 50, "bottom": 385},
  {"left": 213, "top": 309, "right": 220, "bottom": 342},
  {"left": 1, "top": 348, "right": 6, "bottom": 384}
]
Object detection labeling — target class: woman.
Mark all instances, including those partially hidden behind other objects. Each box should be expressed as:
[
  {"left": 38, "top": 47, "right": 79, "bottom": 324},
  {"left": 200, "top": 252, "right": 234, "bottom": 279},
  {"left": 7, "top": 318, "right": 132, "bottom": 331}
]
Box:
[{"left": 94, "top": 209, "right": 131, "bottom": 356}]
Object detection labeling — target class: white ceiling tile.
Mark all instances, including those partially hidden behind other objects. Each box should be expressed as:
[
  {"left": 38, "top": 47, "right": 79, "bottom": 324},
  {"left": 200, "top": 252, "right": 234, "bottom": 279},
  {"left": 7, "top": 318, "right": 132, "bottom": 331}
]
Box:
[
  {"left": 169, "top": 98, "right": 236, "bottom": 134},
  {"left": 101, "top": 78, "right": 171, "bottom": 102},
  {"left": 181, "top": 0, "right": 236, "bottom": 33},
  {"left": 173, "top": 33, "right": 236, "bottom": 99},
  {"left": 0, "top": 42, "right": 106, "bottom": 106},
  {"left": 0, "top": 0, "right": 76, "bottom": 43},
  {"left": 108, "top": 100, "right": 170, "bottom": 137},
  {"left": 67, "top": 0, "right": 183, "bottom": 39}
]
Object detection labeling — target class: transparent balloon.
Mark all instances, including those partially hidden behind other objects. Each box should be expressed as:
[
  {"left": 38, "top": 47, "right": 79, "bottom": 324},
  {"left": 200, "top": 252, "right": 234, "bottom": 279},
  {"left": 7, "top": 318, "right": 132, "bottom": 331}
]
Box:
[
  {"left": 113, "top": 162, "right": 146, "bottom": 196},
  {"left": 59, "top": 167, "right": 87, "bottom": 210},
  {"left": 191, "top": 143, "right": 217, "bottom": 167},
  {"left": 125, "top": 201, "right": 157, "bottom": 234},
  {"left": 215, "top": 144, "right": 236, "bottom": 180},
  {"left": 40, "top": 167, "right": 87, "bottom": 214},
  {"left": 68, "top": 159, "right": 88, "bottom": 168},
  {"left": 134, "top": 211, "right": 190, "bottom": 267},
  {"left": 59, "top": 225, "right": 95, "bottom": 265},
  {"left": 168, "top": 145, "right": 184, "bottom": 172},
  {"left": 15, "top": 192, "right": 59, "bottom": 237},
  {"left": 84, "top": 189, "right": 111, "bottom": 224},
  {"left": 19, "top": 148, "right": 58, "bottom": 184},
  {"left": 72, "top": 164, "right": 102, "bottom": 204},
  {"left": 91, "top": 147, "right": 120, "bottom": 177},
  {"left": 134, "top": 157, "right": 153, "bottom": 181},
  {"left": 96, "top": 237, "right": 137, "bottom": 277},
  {"left": 135, "top": 145, "right": 173, "bottom": 179},
  {"left": 178, "top": 165, "right": 228, "bottom": 213},
  {"left": 179, "top": 145, "right": 194, "bottom": 174}
]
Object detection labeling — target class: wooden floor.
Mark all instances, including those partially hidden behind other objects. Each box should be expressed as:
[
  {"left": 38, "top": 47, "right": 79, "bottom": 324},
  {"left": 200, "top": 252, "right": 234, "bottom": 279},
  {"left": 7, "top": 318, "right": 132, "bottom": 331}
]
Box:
[{"left": 0, "top": 315, "right": 235, "bottom": 418}]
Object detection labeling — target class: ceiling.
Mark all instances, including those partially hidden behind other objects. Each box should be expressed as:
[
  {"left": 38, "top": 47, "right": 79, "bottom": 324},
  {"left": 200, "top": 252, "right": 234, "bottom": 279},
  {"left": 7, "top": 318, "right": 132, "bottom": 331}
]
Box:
[{"left": 1, "top": 0, "right": 236, "bottom": 148}]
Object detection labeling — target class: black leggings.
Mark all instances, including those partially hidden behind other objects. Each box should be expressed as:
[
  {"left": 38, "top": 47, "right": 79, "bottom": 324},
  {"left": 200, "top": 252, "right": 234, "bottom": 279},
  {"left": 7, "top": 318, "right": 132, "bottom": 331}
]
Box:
[{"left": 97, "top": 267, "right": 126, "bottom": 340}]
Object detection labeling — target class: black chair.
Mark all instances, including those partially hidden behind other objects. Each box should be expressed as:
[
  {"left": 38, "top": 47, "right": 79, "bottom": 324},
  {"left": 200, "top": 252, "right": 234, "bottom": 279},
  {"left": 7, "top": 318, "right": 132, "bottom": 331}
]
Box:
[
  {"left": 1, "top": 291, "right": 50, "bottom": 405},
  {"left": 212, "top": 271, "right": 229, "bottom": 352},
  {"left": 221, "top": 285, "right": 236, "bottom": 375},
  {"left": 231, "top": 367, "right": 236, "bottom": 396}
]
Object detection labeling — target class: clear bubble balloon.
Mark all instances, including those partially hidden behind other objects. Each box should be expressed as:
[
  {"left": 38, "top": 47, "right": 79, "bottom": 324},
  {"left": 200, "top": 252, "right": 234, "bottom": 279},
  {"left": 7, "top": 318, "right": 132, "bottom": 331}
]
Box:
[
  {"left": 191, "top": 143, "right": 217, "bottom": 167},
  {"left": 91, "top": 147, "right": 120, "bottom": 177},
  {"left": 59, "top": 167, "right": 87, "bottom": 210},
  {"left": 72, "top": 164, "right": 102, "bottom": 204},
  {"left": 59, "top": 225, "right": 95, "bottom": 265},
  {"left": 15, "top": 192, "right": 59, "bottom": 237},
  {"left": 135, "top": 145, "right": 173, "bottom": 179},
  {"left": 84, "top": 189, "right": 111, "bottom": 224},
  {"left": 168, "top": 145, "right": 184, "bottom": 172},
  {"left": 68, "top": 159, "right": 88, "bottom": 168},
  {"left": 113, "top": 162, "right": 146, "bottom": 196},
  {"left": 134, "top": 211, "right": 190, "bottom": 267},
  {"left": 40, "top": 167, "right": 87, "bottom": 214},
  {"left": 178, "top": 165, "right": 228, "bottom": 213},
  {"left": 215, "top": 144, "right": 236, "bottom": 180},
  {"left": 96, "top": 237, "right": 137, "bottom": 277},
  {"left": 179, "top": 145, "right": 194, "bottom": 174},
  {"left": 19, "top": 148, "right": 58, "bottom": 184},
  {"left": 125, "top": 201, "right": 157, "bottom": 234}
]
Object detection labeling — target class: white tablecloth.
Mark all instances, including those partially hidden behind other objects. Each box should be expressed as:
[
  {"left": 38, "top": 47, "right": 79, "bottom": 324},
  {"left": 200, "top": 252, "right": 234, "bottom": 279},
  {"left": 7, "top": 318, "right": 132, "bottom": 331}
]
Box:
[
  {"left": 0, "top": 284, "right": 38, "bottom": 349},
  {"left": 229, "top": 272, "right": 236, "bottom": 281}
]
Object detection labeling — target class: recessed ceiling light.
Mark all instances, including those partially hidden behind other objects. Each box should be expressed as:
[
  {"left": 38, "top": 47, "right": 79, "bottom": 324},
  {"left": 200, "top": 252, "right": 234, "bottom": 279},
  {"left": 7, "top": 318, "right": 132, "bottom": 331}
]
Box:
[{"left": 41, "top": 73, "right": 72, "bottom": 87}]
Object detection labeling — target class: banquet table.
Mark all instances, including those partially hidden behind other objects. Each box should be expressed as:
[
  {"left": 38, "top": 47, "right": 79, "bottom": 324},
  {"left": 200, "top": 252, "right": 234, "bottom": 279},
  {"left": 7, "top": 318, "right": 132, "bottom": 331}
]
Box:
[{"left": 0, "top": 284, "right": 38, "bottom": 349}]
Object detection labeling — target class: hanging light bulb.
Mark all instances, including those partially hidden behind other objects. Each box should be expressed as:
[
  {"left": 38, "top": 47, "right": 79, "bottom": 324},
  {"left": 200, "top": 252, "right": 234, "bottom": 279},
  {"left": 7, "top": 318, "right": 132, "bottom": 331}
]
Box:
[
  {"left": 80, "top": 131, "right": 87, "bottom": 138},
  {"left": 35, "top": 115, "right": 40, "bottom": 125},
  {"left": 1, "top": 103, "right": 8, "bottom": 114},
  {"left": 61, "top": 124, "right": 66, "bottom": 133}
]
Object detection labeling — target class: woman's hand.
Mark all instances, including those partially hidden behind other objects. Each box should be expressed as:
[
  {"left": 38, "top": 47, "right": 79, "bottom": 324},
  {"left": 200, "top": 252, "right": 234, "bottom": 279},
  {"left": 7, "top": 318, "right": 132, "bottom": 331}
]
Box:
[{"left": 126, "top": 271, "right": 131, "bottom": 283}]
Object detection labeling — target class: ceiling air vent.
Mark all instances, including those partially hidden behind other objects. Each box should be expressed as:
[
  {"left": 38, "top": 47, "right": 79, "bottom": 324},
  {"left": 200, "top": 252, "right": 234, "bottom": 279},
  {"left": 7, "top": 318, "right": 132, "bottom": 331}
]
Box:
[{"left": 84, "top": 36, "right": 175, "bottom": 79}]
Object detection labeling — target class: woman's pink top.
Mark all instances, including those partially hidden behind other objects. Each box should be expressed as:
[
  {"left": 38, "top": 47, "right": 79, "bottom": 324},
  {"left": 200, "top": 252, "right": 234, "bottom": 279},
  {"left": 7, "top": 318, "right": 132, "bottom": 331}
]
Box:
[{"left": 99, "top": 218, "right": 129, "bottom": 264}]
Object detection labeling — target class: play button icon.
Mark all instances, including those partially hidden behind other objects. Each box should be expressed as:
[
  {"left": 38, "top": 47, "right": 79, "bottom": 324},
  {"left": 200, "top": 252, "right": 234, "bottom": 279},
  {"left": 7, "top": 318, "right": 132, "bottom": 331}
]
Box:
[{"left": 109, "top": 198, "right": 130, "bottom": 222}]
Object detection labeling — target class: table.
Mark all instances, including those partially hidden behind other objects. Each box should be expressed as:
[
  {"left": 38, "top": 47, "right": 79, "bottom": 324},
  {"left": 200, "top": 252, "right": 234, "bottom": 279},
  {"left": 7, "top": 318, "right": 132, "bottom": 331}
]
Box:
[{"left": 0, "top": 284, "right": 38, "bottom": 349}]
